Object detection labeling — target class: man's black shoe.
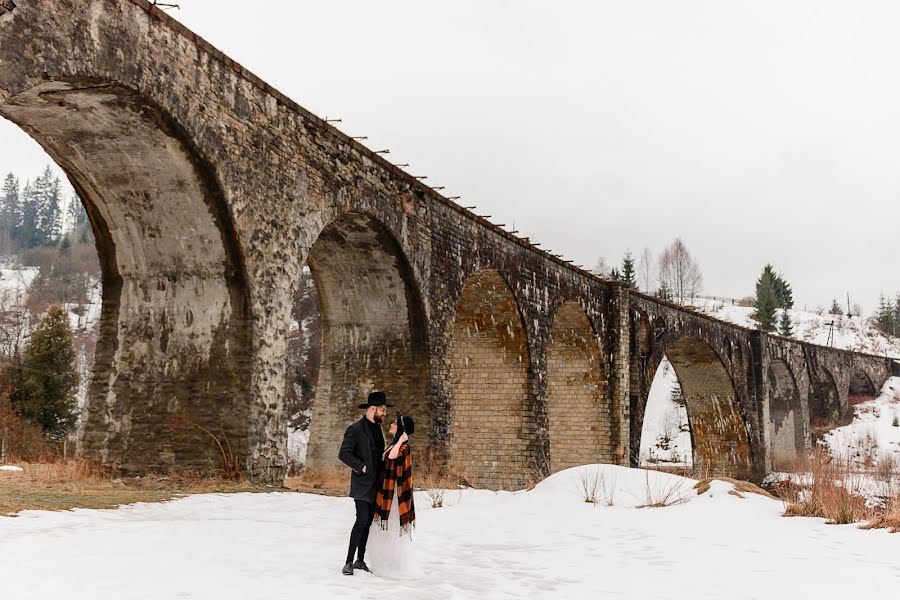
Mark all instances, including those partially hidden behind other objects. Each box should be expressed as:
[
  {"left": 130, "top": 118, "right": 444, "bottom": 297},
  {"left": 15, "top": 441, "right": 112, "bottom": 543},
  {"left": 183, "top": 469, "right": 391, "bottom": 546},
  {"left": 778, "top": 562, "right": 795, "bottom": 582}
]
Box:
[
  {"left": 352, "top": 559, "right": 371, "bottom": 573},
  {"left": 342, "top": 562, "right": 354, "bottom": 576}
]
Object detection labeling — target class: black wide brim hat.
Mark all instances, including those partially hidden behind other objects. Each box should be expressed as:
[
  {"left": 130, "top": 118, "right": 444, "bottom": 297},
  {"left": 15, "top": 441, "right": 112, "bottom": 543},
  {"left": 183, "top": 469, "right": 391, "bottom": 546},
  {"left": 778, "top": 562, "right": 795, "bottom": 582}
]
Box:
[{"left": 358, "top": 391, "right": 394, "bottom": 409}]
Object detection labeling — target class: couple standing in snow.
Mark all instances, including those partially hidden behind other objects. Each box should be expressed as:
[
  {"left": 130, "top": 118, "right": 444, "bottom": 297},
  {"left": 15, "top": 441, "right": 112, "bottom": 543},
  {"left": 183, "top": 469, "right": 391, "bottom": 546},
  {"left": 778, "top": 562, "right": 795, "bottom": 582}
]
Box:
[{"left": 338, "top": 391, "right": 418, "bottom": 577}]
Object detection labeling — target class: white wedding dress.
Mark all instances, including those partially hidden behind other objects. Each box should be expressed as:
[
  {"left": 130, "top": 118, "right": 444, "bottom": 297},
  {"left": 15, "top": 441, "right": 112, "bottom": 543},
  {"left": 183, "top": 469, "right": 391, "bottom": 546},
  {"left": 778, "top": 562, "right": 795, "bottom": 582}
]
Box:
[{"left": 366, "top": 487, "right": 420, "bottom": 577}]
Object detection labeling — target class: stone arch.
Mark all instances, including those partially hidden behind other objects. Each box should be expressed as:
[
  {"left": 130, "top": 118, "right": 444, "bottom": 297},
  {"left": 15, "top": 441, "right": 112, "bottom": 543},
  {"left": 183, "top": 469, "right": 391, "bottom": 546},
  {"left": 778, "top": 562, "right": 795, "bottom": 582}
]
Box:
[
  {"left": 848, "top": 370, "right": 877, "bottom": 406},
  {"left": 665, "top": 336, "right": 752, "bottom": 479},
  {"left": 303, "top": 212, "right": 430, "bottom": 469},
  {"left": 0, "top": 81, "right": 253, "bottom": 474},
  {"left": 809, "top": 367, "right": 841, "bottom": 427},
  {"left": 546, "top": 301, "right": 610, "bottom": 472},
  {"left": 767, "top": 359, "right": 804, "bottom": 469},
  {"left": 449, "top": 268, "right": 531, "bottom": 490}
]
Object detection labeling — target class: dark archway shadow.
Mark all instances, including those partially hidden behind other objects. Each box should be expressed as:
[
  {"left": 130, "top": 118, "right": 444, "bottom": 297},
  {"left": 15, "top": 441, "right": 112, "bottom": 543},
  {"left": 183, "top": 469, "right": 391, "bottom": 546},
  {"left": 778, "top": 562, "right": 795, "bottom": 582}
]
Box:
[
  {"left": 0, "top": 80, "right": 253, "bottom": 474},
  {"left": 303, "top": 212, "right": 430, "bottom": 470}
]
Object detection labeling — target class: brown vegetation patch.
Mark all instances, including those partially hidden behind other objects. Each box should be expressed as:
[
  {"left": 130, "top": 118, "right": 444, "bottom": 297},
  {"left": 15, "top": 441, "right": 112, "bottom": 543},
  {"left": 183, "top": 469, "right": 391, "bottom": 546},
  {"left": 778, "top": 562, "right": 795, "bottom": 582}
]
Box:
[
  {"left": 283, "top": 468, "right": 347, "bottom": 497},
  {"left": 694, "top": 477, "right": 778, "bottom": 500},
  {"left": 0, "top": 460, "right": 270, "bottom": 516},
  {"left": 780, "top": 449, "right": 872, "bottom": 525}
]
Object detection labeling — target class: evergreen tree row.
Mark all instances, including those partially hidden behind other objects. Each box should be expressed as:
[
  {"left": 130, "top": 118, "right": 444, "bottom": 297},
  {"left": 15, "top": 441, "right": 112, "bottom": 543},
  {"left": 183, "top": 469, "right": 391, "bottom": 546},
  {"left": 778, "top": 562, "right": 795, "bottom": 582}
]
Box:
[
  {"left": 0, "top": 167, "right": 87, "bottom": 256},
  {"left": 873, "top": 293, "right": 900, "bottom": 336},
  {"left": 755, "top": 264, "right": 794, "bottom": 335}
]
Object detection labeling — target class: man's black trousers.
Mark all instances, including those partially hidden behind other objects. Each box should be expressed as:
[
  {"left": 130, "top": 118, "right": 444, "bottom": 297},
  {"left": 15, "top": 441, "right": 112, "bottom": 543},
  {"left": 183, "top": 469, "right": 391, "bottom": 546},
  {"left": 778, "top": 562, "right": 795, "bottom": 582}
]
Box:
[{"left": 347, "top": 499, "right": 375, "bottom": 564}]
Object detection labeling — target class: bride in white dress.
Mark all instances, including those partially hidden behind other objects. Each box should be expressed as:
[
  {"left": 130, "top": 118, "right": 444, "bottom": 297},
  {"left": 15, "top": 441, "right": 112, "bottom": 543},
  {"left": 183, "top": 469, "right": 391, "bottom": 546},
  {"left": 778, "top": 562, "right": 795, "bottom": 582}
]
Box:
[{"left": 366, "top": 415, "right": 420, "bottom": 577}]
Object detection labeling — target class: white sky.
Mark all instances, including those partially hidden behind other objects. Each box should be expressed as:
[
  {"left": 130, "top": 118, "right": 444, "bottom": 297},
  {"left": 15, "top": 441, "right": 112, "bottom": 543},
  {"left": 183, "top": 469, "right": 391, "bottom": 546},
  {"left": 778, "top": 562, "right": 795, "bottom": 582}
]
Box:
[{"left": 1, "top": 0, "right": 898, "bottom": 313}]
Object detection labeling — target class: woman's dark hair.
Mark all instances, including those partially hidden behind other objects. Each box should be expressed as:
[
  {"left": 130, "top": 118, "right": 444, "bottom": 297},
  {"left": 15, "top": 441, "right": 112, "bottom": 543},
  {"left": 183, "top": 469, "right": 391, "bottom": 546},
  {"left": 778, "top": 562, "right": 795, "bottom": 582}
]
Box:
[{"left": 401, "top": 415, "right": 415, "bottom": 436}]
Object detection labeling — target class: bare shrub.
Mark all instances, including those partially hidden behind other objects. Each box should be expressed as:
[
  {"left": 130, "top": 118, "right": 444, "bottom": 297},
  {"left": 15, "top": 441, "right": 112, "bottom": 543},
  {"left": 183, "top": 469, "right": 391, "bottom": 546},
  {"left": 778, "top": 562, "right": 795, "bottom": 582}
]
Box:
[
  {"left": 600, "top": 468, "right": 618, "bottom": 506},
  {"left": 417, "top": 447, "right": 464, "bottom": 508},
  {"left": 0, "top": 396, "right": 52, "bottom": 462},
  {"left": 637, "top": 469, "right": 689, "bottom": 508},
  {"left": 192, "top": 423, "right": 243, "bottom": 481},
  {"left": 577, "top": 467, "right": 603, "bottom": 504}
]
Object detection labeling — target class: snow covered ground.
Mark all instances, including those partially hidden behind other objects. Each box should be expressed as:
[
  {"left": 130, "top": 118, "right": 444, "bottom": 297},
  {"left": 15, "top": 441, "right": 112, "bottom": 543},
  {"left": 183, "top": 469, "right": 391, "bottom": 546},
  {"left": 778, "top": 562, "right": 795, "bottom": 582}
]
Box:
[
  {"left": 822, "top": 377, "right": 900, "bottom": 467},
  {"left": 639, "top": 357, "right": 691, "bottom": 467},
  {"left": 1, "top": 465, "right": 899, "bottom": 599}
]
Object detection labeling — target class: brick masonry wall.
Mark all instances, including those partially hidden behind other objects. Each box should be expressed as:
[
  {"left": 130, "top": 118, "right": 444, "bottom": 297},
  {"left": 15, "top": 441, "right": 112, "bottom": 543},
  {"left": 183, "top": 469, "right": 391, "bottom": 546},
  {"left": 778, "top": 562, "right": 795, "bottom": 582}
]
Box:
[
  {"left": 448, "top": 269, "right": 531, "bottom": 491},
  {"left": 546, "top": 302, "right": 611, "bottom": 472}
]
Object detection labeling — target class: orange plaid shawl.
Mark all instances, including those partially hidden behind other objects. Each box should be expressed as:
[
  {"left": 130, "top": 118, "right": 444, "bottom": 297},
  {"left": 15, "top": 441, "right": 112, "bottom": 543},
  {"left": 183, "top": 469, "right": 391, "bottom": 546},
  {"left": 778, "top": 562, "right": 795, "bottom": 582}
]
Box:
[{"left": 374, "top": 443, "right": 416, "bottom": 536}]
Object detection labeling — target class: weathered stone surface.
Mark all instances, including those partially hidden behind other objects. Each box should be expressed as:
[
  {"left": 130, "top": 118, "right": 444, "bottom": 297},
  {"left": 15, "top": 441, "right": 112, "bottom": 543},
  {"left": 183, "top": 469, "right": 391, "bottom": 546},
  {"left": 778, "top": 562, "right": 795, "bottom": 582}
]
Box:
[{"left": 0, "top": 0, "right": 892, "bottom": 485}]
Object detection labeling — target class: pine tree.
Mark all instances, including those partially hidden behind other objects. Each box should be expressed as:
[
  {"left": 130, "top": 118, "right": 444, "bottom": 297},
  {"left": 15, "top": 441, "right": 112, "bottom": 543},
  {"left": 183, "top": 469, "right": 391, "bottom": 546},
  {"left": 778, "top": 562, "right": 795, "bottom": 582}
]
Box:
[
  {"left": 67, "top": 196, "right": 88, "bottom": 229},
  {"left": 829, "top": 299, "right": 843, "bottom": 316},
  {"left": 755, "top": 264, "right": 779, "bottom": 330},
  {"left": 875, "top": 294, "right": 895, "bottom": 335},
  {"left": 11, "top": 305, "right": 79, "bottom": 439},
  {"left": 778, "top": 308, "right": 794, "bottom": 336},
  {"left": 621, "top": 251, "right": 636, "bottom": 288},
  {"left": 773, "top": 274, "right": 794, "bottom": 309},
  {"left": 0, "top": 173, "right": 20, "bottom": 255},
  {"left": 30, "top": 166, "right": 63, "bottom": 246},
  {"left": 657, "top": 282, "right": 671, "bottom": 301},
  {"left": 18, "top": 179, "right": 39, "bottom": 249},
  {"left": 894, "top": 292, "right": 900, "bottom": 337},
  {"left": 609, "top": 267, "right": 622, "bottom": 282}
]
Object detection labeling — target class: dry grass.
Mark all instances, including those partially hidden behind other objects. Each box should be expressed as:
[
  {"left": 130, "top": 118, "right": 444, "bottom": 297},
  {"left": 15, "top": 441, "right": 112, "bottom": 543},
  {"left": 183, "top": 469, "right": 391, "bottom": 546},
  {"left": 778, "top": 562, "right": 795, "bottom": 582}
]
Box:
[
  {"left": 283, "top": 468, "right": 347, "bottom": 497},
  {"left": 417, "top": 447, "right": 466, "bottom": 508},
  {"left": 636, "top": 469, "right": 690, "bottom": 508},
  {"left": 0, "top": 459, "right": 270, "bottom": 516},
  {"left": 861, "top": 497, "right": 900, "bottom": 533},
  {"left": 781, "top": 449, "right": 872, "bottom": 525}
]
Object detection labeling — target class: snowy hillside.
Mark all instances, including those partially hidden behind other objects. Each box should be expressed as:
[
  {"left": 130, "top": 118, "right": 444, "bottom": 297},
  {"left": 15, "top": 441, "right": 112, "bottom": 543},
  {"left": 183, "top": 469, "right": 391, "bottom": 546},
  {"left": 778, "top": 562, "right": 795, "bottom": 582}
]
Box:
[
  {"left": 688, "top": 297, "right": 900, "bottom": 357},
  {"left": 2, "top": 464, "right": 899, "bottom": 599},
  {"left": 822, "top": 376, "right": 900, "bottom": 467}
]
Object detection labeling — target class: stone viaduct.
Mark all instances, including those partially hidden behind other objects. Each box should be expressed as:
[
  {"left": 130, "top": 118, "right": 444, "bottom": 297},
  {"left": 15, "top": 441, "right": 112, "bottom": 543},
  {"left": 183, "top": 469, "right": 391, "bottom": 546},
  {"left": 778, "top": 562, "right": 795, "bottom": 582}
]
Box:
[{"left": 0, "top": 0, "right": 895, "bottom": 488}]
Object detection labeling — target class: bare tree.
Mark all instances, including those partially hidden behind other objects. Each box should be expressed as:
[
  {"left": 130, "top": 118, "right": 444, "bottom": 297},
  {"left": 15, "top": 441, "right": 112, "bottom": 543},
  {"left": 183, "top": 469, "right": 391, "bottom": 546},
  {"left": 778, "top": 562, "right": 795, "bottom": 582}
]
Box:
[
  {"left": 592, "top": 256, "right": 610, "bottom": 277},
  {"left": 657, "top": 237, "right": 703, "bottom": 305},
  {"left": 637, "top": 247, "right": 654, "bottom": 293}
]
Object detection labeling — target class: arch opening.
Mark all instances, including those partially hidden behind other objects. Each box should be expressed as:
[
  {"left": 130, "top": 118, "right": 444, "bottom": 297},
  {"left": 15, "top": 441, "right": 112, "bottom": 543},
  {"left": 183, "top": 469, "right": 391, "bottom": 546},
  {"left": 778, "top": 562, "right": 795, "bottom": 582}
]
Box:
[
  {"left": 449, "top": 268, "right": 530, "bottom": 490},
  {"left": 809, "top": 367, "right": 843, "bottom": 439},
  {"left": 643, "top": 337, "right": 752, "bottom": 479},
  {"left": 639, "top": 355, "right": 693, "bottom": 472},
  {"left": 848, "top": 371, "right": 877, "bottom": 406},
  {"left": 767, "top": 360, "right": 804, "bottom": 470},
  {"left": 0, "top": 80, "right": 253, "bottom": 474},
  {"left": 302, "top": 212, "right": 430, "bottom": 470},
  {"left": 546, "top": 302, "right": 609, "bottom": 473}
]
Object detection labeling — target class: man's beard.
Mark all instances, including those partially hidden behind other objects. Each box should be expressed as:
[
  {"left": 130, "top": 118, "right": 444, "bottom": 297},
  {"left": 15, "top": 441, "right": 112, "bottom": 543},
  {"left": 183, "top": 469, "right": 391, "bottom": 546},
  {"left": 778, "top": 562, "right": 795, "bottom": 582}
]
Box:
[{"left": 373, "top": 413, "right": 385, "bottom": 424}]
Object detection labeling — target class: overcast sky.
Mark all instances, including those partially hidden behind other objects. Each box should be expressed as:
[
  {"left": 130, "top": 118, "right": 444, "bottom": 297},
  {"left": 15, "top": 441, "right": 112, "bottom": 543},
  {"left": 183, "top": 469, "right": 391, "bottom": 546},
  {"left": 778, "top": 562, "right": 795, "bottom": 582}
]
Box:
[{"left": 1, "top": 0, "right": 898, "bottom": 313}]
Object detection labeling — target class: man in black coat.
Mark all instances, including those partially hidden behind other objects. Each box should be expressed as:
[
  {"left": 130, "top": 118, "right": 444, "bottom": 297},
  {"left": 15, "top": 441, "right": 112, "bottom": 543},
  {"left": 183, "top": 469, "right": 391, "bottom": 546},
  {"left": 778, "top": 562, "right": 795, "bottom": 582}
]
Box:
[{"left": 338, "top": 391, "right": 391, "bottom": 575}]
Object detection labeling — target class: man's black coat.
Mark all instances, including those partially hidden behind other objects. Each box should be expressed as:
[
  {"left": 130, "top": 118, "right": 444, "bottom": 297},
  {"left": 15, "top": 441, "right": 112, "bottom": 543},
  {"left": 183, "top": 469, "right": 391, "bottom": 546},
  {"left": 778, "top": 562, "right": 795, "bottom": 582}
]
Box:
[{"left": 338, "top": 417, "right": 385, "bottom": 502}]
